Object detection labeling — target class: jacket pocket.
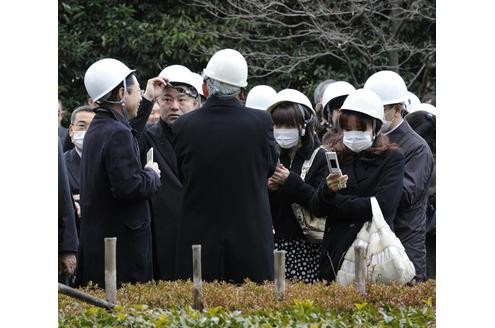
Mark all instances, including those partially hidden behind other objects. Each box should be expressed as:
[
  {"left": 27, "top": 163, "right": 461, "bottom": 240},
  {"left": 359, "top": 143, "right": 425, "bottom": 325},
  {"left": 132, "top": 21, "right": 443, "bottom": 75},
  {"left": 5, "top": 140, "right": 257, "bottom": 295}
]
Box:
[{"left": 124, "top": 218, "right": 149, "bottom": 231}]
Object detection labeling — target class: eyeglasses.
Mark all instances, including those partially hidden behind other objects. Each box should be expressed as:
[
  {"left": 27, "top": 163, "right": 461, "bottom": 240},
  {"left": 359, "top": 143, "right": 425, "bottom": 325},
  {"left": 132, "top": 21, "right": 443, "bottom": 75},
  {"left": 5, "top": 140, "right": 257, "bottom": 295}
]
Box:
[{"left": 165, "top": 81, "right": 198, "bottom": 99}]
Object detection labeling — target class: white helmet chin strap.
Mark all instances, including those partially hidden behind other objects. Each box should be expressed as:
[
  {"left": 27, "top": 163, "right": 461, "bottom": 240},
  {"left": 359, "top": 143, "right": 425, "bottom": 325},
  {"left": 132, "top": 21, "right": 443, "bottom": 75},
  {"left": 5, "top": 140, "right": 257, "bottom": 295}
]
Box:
[
  {"left": 121, "top": 78, "right": 128, "bottom": 120},
  {"left": 297, "top": 104, "right": 313, "bottom": 137},
  {"left": 104, "top": 78, "right": 128, "bottom": 120},
  {"left": 372, "top": 119, "right": 382, "bottom": 142}
]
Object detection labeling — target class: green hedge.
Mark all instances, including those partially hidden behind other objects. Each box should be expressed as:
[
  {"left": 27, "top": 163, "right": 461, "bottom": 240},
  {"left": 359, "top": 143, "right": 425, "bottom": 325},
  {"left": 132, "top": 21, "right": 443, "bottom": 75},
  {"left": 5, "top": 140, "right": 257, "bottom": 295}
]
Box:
[
  {"left": 59, "top": 302, "right": 434, "bottom": 327},
  {"left": 59, "top": 280, "right": 435, "bottom": 327}
]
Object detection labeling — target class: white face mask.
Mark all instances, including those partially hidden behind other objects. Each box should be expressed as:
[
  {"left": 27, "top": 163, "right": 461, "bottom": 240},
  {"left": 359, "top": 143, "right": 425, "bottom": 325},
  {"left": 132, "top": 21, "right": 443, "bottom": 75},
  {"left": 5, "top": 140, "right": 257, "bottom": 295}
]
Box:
[
  {"left": 274, "top": 128, "right": 300, "bottom": 149},
  {"left": 343, "top": 130, "right": 373, "bottom": 153},
  {"left": 72, "top": 130, "right": 86, "bottom": 152}
]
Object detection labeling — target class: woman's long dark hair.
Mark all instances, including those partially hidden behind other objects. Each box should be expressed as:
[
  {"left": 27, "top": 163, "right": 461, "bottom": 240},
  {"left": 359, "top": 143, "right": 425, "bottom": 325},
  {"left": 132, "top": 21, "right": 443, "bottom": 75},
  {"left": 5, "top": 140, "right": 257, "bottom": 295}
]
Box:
[{"left": 326, "top": 110, "right": 398, "bottom": 163}]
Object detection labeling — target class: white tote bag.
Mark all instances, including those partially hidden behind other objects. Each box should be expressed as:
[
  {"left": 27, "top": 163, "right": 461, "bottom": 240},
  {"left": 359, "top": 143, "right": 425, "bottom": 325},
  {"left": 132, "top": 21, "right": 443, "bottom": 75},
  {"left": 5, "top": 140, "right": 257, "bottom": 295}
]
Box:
[{"left": 336, "top": 197, "right": 416, "bottom": 286}]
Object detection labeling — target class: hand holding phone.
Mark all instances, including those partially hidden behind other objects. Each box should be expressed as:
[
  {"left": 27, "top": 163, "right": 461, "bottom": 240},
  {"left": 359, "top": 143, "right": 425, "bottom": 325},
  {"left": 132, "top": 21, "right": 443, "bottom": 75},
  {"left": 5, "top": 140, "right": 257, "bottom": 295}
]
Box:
[{"left": 325, "top": 151, "right": 347, "bottom": 191}]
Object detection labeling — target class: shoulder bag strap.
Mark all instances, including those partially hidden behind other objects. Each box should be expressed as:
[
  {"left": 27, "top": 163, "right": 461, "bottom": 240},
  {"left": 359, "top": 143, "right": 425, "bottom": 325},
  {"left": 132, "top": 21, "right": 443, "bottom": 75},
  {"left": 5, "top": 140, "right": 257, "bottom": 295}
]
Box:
[{"left": 300, "top": 146, "right": 323, "bottom": 180}]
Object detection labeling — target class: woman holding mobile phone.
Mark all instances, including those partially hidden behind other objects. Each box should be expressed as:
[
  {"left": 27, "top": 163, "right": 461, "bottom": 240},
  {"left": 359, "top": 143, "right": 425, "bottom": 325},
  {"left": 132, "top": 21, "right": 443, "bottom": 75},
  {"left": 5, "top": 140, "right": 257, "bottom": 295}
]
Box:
[
  {"left": 310, "top": 88, "right": 405, "bottom": 282},
  {"left": 266, "top": 89, "right": 329, "bottom": 283}
]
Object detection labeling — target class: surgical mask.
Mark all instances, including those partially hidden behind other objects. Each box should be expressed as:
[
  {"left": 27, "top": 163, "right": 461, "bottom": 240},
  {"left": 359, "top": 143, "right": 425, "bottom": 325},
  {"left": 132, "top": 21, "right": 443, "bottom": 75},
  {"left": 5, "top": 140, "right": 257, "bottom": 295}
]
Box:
[
  {"left": 72, "top": 130, "right": 86, "bottom": 152},
  {"left": 274, "top": 128, "right": 300, "bottom": 149},
  {"left": 343, "top": 130, "right": 373, "bottom": 153}
]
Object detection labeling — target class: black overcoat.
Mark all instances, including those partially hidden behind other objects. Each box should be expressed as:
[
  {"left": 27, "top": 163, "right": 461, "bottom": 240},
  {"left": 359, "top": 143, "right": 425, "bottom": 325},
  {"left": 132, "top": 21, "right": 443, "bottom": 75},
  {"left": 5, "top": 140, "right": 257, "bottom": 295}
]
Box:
[
  {"left": 63, "top": 99, "right": 153, "bottom": 196},
  {"left": 77, "top": 106, "right": 160, "bottom": 288},
  {"left": 58, "top": 140, "right": 79, "bottom": 254},
  {"left": 64, "top": 148, "right": 81, "bottom": 195},
  {"left": 387, "top": 120, "right": 434, "bottom": 281},
  {"left": 140, "top": 119, "right": 183, "bottom": 280},
  {"left": 63, "top": 98, "right": 154, "bottom": 196},
  {"left": 172, "top": 96, "right": 278, "bottom": 283},
  {"left": 310, "top": 149, "right": 405, "bottom": 281}
]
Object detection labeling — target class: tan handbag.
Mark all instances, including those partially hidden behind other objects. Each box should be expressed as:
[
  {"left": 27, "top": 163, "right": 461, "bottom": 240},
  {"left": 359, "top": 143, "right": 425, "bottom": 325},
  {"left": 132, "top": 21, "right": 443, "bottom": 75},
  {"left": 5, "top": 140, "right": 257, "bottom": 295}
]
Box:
[{"left": 291, "top": 147, "right": 327, "bottom": 243}]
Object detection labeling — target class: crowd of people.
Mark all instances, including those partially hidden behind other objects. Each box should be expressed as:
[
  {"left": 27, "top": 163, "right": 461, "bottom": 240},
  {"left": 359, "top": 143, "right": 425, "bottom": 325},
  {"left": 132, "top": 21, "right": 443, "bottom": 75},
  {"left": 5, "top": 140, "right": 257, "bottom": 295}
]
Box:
[{"left": 58, "top": 48, "right": 436, "bottom": 288}]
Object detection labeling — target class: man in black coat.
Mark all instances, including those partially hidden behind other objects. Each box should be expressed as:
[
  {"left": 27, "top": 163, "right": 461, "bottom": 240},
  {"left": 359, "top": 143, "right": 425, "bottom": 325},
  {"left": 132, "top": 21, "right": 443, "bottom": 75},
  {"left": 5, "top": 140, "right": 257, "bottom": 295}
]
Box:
[
  {"left": 65, "top": 99, "right": 156, "bottom": 197},
  {"left": 58, "top": 139, "right": 78, "bottom": 285},
  {"left": 172, "top": 49, "right": 278, "bottom": 284},
  {"left": 139, "top": 64, "right": 201, "bottom": 280},
  {"left": 66, "top": 98, "right": 156, "bottom": 229},
  {"left": 365, "top": 71, "right": 434, "bottom": 281},
  {"left": 77, "top": 58, "right": 164, "bottom": 288}
]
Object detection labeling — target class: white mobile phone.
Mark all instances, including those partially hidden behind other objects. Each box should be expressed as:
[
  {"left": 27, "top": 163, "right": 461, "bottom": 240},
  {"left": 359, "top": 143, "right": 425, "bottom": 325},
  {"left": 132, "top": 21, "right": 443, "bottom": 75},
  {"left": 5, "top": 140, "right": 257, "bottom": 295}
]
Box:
[
  {"left": 147, "top": 147, "right": 154, "bottom": 162},
  {"left": 325, "top": 151, "right": 341, "bottom": 174}
]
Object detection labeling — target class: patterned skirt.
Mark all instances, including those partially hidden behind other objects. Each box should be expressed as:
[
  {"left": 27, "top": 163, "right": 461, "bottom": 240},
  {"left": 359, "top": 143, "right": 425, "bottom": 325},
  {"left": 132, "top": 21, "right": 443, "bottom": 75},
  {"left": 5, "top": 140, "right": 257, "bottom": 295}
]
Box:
[{"left": 274, "top": 236, "right": 320, "bottom": 283}]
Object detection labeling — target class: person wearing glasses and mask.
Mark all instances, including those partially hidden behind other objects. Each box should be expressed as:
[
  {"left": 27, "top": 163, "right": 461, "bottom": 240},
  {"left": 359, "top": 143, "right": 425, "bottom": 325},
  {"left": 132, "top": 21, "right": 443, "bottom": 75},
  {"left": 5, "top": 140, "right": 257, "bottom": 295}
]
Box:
[
  {"left": 310, "top": 89, "right": 405, "bottom": 282},
  {"left": 64, "top": 105, "right": 95, "bottom": 223},
  {"left": 139, "top": 64, "right": 201, "bottom": 281}
]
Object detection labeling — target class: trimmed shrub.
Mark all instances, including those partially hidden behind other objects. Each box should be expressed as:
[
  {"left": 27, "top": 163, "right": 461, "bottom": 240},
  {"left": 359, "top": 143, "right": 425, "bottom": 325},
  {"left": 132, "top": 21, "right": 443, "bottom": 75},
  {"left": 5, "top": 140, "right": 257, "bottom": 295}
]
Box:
[{"left": 59, "top": 280, "right": 435, "bottom": 326}]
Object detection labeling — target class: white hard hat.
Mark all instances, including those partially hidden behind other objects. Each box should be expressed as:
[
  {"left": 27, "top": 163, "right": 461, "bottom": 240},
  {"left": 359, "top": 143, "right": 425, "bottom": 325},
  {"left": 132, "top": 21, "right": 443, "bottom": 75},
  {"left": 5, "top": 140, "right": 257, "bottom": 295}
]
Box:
[
  {"left": 267, "top": 89, "right": 315, "bottom": 116},
  {"left": 245, "top": 85, "right": 277, "bottom": 110},
  {"left": 84, "top": 58, "right": 135, "bottom": 101},
  {"left": 340, "top": 88, "right": 384, "bottom": 123},
  {"left": 321, "top": 81, "right": 356, "bottom": 109},
  {"left": 408, "top": 103, "right": 437, "bottom": 116},
  {"left": 191, "top": 72, "right": 205, "bottom": 97},
  {"left": 404, "top": 91, "right": 421, "bottom": 113},
  {"left": 364, "top": 70, "right": 408, "bottom": 105},
  {"left": 203, "top": 49, "right": 248, "bottom": 87},
  {"left": 159, "top": 65, "right": 198, "bottom": 93}
]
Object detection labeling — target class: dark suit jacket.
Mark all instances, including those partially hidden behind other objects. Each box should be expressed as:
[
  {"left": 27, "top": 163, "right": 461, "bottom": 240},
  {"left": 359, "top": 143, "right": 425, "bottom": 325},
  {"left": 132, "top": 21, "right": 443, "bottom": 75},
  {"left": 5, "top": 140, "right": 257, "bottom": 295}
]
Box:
[
  {"left": 172, "top": 96, "right": 278, "bottom": 283},
  {"left": 62, "top": 98, "right": 153, "bottom": 195},
  {"left": 58, "top": 140, "right": 78, "bottom": 254},
  {"left": 59, "top": 125, "right": 68, "bottom": 142},
  {"left": 140, "top": 119, "right": 183, "bottom": 280},
  {"left": 310, "top": 149, "right": 405, "bottom": 281},
  {"left": 78, "top": 105, "right": 160, "bottom": 288},
  {"left": 64, "top": 148, "right": 81, "bottom": 195},
  {"left": 387, "top": 120, "right": 434, "bottom": 280}
]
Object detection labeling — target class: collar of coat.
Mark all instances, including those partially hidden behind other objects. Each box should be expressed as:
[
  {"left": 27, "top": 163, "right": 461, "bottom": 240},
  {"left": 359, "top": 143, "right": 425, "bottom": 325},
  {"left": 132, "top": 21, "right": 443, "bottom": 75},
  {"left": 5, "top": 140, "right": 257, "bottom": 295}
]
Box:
[
  {"left": 95, "top": 105, "right": 137, "bottom": 135},
  {"left": 386, "top": 119, "right": 413, "bottom": 145},
  {"left": 202, "top": 95, "right": 243, "bottom": 110}
]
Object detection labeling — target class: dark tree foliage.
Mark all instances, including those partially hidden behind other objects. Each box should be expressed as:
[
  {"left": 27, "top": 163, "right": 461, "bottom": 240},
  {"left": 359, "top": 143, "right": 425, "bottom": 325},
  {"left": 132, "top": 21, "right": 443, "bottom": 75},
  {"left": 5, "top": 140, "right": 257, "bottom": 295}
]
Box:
[{"left": 59, "top": 0, "right": 435, "bottom": 122}]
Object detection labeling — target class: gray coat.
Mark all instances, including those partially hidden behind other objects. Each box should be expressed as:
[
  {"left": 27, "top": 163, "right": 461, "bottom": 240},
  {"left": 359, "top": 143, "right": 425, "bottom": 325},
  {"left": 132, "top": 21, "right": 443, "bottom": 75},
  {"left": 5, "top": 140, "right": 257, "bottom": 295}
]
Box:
[{"left": 387, "top": 120, "right": 434, "bottom": 281}]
